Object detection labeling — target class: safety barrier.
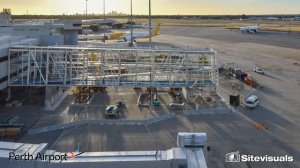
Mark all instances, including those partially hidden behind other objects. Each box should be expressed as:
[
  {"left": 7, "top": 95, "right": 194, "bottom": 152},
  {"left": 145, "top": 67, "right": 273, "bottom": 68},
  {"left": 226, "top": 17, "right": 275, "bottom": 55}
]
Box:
[
  {"left": 28, "top": 113, "right": 176, "bottom": 135},
  {"left": 183, "top": 108, "right": 232, "bottom": 115}
]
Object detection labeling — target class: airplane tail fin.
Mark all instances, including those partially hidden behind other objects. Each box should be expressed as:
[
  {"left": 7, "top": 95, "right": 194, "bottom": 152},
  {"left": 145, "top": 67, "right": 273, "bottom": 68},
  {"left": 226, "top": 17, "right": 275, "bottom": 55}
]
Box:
[
  {"left": 151, "top": 23, "right": 161, "bottom": 37},
  {"left": 257, "top": 18, "right": 262, "bottom": 26},
  {"left": 109, "top": 32, "right": 126, "bottom": 40}
]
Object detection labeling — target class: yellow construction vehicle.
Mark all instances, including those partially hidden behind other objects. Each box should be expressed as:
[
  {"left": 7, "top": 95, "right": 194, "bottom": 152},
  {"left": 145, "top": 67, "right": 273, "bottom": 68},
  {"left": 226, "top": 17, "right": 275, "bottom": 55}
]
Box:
[
  {"left": 0, "top": 124, "right": 23, "bottom": 138},
  {"left": 198, "top": 57, "right": 209, "bottom": 65},
  {"left": 254, "top": 123, "right": 268, "bottom": 130}
]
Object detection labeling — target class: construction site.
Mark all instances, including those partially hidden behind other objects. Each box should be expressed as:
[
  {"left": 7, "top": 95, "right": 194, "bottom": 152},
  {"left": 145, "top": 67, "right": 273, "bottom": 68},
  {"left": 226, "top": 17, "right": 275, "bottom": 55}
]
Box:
[
  {"left": 1, "top": 29, "right": 224, "bottom": 167},
  {"left": 0, "top": 1, "right": 300, "bottom": 167},
  {"left": 4, "top": 44, "right": 225, "bottom": 125}
]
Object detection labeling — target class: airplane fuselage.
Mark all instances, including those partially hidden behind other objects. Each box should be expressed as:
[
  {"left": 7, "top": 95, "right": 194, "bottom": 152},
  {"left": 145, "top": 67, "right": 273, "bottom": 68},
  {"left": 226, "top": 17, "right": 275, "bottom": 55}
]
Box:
[
  {"left": 240, "top": 26, "right": 260, "bottom": 34},
  {"left": 123, "top": 32, "right": 149, "bottom": 41}
]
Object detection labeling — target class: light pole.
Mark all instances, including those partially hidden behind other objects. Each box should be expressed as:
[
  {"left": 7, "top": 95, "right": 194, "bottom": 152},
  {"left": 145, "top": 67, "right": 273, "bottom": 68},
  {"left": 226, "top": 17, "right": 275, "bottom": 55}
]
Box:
[
  {"left": 130, "top": 0, "right": 133, "bottom": 47},
  {"left": 85, "top": 0, "right": 88, "bottom": 36},
  {"left": 288, "top": 19, "right": 291, "bottom": 34},
  {"left": 103, "top": 0, "right": 106, "bottom": 44},
  {"left": 148, "top": 0, "right": 153, "bottom": 113},
  {"left": 149, "top": 0, "right": 152, "bottom": 47}
]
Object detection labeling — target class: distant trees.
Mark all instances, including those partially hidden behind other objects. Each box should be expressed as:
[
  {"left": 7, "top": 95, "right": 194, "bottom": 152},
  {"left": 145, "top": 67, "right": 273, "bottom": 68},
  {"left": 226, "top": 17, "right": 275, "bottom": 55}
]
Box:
[
  {"left": 11, "top": 14, "right": 298, "bottom": 20},
  {"left": 241, "top": 14, "right": 247, "bottom": 20}
]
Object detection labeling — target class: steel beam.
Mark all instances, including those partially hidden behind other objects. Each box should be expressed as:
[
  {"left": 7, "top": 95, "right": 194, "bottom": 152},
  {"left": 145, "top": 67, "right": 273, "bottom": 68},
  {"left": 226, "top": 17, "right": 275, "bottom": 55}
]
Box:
[{"left": 8, "top": 46, "right": 218, "bottom": 89}]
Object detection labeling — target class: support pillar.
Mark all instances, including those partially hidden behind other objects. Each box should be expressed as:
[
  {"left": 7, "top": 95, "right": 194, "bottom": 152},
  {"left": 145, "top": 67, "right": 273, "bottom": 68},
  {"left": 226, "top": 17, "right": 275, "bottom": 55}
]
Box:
[
  {"left": 182, "top": 87, "right": 190, "bottom": 103},
  {"left": 44, "top": 87, "right": 67, "bottom": 111},
  {"left": 5, "top": 87, "right": 11, "bottom": 102}
]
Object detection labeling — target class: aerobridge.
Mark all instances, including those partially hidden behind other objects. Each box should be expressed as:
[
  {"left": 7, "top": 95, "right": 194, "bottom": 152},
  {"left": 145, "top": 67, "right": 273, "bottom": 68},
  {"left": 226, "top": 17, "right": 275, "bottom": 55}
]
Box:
[{"left": 8, "top": 46, "right": 218, "bottom": 88}]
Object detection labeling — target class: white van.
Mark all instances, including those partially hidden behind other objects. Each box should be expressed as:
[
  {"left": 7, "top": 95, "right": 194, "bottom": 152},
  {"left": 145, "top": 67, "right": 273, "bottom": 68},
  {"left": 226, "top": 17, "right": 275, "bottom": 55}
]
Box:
[
  {"left": 254, "top": 67, "right": 264, "bottom": 74},
  {"left": 169, "top": 103, "right": 186, "bottom": 110},
  {"left": 244, "top": 95, "right": 259, "bottom": 108}
]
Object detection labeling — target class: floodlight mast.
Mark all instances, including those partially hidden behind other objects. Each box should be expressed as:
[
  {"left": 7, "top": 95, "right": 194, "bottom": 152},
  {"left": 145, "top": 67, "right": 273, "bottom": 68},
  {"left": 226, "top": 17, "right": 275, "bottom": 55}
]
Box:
[
  {"left": 85, "top": 0, "right": 88, "bottom": 36},
  {"left": 103, "top": 0, "right": 106, "bottom": 44},
  {"left": 148, "top": 0, "right": 153, "bottom": 112},
  {"left": 130, "top": 0, "right": 133, "bottom": 47},
  {"left": 149, "top": 0, "right": 152, "bottom": 47}
]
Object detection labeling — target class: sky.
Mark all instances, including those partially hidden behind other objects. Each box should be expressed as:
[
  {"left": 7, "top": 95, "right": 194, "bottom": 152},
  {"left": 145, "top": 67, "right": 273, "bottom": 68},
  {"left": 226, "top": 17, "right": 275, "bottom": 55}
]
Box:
[{"left": 1, "top": 0, "right": 299, "bottom": 15}]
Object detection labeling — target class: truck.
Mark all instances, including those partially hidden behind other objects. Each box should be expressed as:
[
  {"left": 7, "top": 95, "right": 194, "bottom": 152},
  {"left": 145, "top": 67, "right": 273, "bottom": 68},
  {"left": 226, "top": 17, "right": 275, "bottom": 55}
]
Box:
[{"left": 228, "top": 67, "right": 242, "bottom": 78}]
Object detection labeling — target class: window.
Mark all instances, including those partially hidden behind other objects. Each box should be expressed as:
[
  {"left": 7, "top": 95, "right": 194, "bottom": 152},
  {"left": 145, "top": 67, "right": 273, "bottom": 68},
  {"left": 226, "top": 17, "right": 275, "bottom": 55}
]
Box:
[
  {"left": 0, "top": 67, "right": 28, "bottom": 84},
  {"left": 50, "top": 28, "right": 63, "bottom": 35},
  {"left": 13, "top": 28, "right": 25, "bottom": 31},
  {"left": 73, "top": 24, "right": 82, "bottom": 27},
  {"left": 0, "top": 56, "right": 8, "bottom": 63},
  {"left": 246, "top": 101, "right": 254, "bottom": 105},
  {"left": 0, "top": 76, "right": 7, "bottom": 83},
  {"left": 178, "top": 164, "right": 187, "bottom": 168}
]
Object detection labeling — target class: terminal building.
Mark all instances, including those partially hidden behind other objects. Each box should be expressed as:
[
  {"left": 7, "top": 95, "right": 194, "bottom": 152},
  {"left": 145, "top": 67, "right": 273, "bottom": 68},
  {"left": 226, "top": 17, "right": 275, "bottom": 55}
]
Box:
[
  {"left": 1, "top": 9, "right": 218, "bottom": 109},
  {"left": 0, "top": 9, "right": 82, "bottom": 102}
]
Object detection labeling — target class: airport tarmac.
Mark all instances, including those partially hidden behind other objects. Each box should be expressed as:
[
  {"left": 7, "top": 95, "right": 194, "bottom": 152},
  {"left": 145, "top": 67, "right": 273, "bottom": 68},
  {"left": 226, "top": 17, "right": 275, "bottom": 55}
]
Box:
[
  {"left": 30, "top": 87, "right": 175, "bottom": 129},
  {"left": 159, "top": 25, "right": 300, "bottom": 49},
  {"left": 18, "top": 26, "right": 300, "bottom": 168}
]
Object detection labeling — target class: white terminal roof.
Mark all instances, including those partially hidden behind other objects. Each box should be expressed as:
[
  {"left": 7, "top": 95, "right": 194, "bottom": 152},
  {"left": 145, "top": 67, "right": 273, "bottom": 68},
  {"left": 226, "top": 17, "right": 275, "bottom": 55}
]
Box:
[
  {"left": 10, "top": 20, "right": 82, "bottom": 30},
  {"left": 0, "top": 35, "right": 40, "bottom": 50},
  {"left": 0, "top": 141, "right": 47, "bottom": 158},
  {"left": 0, "top": 134, "right": 207, "bottom": 168},
  {"left": 0, "top": 141, "right": 186, "bottom": 163}
]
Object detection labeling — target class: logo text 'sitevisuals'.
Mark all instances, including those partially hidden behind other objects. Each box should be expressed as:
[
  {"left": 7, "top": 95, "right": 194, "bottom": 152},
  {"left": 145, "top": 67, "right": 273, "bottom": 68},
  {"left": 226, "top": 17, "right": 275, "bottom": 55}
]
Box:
[
  {"left": 225, "top": 151, "right": 294, "bottom": 163},
  {"left": 241, "top": 155, "right": 294, "bottom": 162}
]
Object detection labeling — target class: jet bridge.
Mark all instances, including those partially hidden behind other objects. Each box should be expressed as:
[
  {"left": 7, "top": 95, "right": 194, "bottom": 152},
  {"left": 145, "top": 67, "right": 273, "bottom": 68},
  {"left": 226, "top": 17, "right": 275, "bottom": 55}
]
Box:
[{"left": 8, "top": 46, "right": 218, "bottom": 89}]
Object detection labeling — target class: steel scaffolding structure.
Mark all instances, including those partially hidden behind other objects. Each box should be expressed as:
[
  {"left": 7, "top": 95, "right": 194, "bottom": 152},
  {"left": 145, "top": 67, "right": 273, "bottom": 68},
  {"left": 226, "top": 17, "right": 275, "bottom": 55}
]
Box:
[{"left": 8, "top": 46, "right": 218, "bottom": 88}]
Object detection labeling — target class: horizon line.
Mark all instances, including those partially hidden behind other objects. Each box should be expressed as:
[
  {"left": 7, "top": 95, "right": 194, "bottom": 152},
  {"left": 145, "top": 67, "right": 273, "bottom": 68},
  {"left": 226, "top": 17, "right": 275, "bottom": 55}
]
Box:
[{"left": 10, "top": 14, "right": 300, "bottom": 16}]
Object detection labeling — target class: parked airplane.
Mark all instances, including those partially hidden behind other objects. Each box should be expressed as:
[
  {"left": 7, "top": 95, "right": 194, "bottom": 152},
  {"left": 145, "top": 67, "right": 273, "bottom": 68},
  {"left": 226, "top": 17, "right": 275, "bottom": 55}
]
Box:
[
  {"left": 79, "top": 23, "right": 160, "bottom": 42},
  {"left": 122, "top": 23, "right": 160, "bottom": 41},
  {"left": 83, "top": 19, "right": 117, "bottom": 26},
  {"left": 78, "top": 31, "right": 129, "bottom": 41},
  {"left": 240, "top": 19, "right": 261, "bottom": 34},
  {"left": 123, "top": 24, "right": 144, "bottom": 29}
]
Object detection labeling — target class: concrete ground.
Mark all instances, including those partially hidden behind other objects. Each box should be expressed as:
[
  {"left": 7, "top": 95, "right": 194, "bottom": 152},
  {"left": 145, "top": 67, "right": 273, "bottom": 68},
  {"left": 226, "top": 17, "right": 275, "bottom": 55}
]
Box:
[
  {"left": 155, "top": 26, "right": 300, "bottom": 167},
  {"left": 15, "top": 26, "right": 300, "bottom": 167},
  {"left": 73, "top": 87, "right": 174, "bottom": 120},
  {"left": 30, "top": 87, "right": 176, "bottom": 129}
]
